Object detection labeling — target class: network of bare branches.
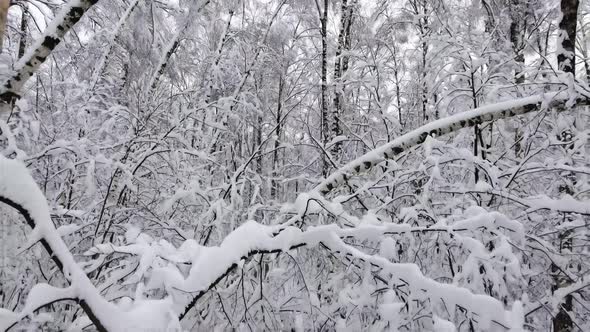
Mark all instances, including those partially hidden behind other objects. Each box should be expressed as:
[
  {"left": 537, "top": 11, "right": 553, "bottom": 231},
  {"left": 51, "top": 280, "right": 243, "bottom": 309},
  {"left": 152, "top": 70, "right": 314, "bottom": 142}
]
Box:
[{"left": 0, "top": 0, "right": 588, "bottom": 331}]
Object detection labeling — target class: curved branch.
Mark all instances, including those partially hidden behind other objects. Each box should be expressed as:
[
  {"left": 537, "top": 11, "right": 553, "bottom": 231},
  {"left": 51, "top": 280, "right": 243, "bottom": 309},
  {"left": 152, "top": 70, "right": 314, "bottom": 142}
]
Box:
[
  {"left": 1, "top": 156, "right": 182, "bottom": 332},
  {"left": 178, "top": 243, "right": 306, "bottom": 320},
  {"left": 4, "top": 297, "right": 80, "bottom": 331},
  {"left": 1, "top": 282, "right": 78, "bottom": 332},
  {"left": 0, "top": 196, "right": 107, "bottom": 332},
  {"left": 315, "top": 91, "right": 587, "bottom": 195},
  {"left": 0, "top": 0, "right": 99, "bottom": 103},
  {"left": 170, "top": 216, "right": 519, "bottom": 326}
]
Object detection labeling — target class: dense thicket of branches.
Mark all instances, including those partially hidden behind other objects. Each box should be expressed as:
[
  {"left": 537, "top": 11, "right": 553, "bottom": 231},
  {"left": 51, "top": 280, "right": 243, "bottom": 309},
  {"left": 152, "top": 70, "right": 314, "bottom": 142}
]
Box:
[{"left": 0, "top": 0, "right": 589, "bottom": 331}]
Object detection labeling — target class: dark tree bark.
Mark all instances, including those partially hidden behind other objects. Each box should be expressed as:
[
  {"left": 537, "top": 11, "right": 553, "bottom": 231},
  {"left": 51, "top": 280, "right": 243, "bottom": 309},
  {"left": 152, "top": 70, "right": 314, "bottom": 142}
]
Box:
[
  {"left": 148, "top": 0, "right": 211, "bottom": 94},
  {"left": 507, "top": 0, "right": 528, "bottom": 157},
  {"left": 317, "top": 0, "right": 329, "bottom": 177},
  {"left": 509, "top": 0, "right": 526, "bottom": 84},
  {"left": 331, "top": 0, "right": 354, "bottom": 161},
  {"left": 409, "top": 0, "right": 430, "bottom": 123},
  {"left": 316, "top": 93, "right": 589, "bottom": 196},
  {"left": 553, "top": 2, "right": 579, "bottom": 331},
  {"left": 271, "top": 74, "right": 284, "bottom": 199},
  {"left": 17, "top": 5, "right": 27, "bottom": 59},
  {"left": 0, "top": 195, "right": 107, "bottom": 332},
  {"left": 0, "top": 0, "right": 99, "bottom": 105},
  {"left": 557, "top": 0, "right": 579, "bottom": 75}
]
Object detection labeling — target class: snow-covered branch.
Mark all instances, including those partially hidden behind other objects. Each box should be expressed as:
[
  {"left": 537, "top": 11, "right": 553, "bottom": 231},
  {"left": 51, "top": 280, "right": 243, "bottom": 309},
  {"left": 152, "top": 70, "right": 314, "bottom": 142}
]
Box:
[
  {"left": 525, "top": 278, "right": 590, "bottom": 317},
  {"left": 315, "top": 90, "right": 587, "bottom": 195},
  {"left": 1, "top": 1, "right": 587, "bottom": 330},
  {"left": 441, "top": 188, "right": 590, "bottom": 216},
  {"left": 0, "top": 0, "right": 99, "bottom": 104},
  {"left": 0, "top": 284, "right": 78, "bottom": 331},
  {"left": 88, "top": 0, "right": 140, "bottom": 91},
  {"left": 147, "top": 0, "right": 210, "bottom": 94},
  {"left": 86, "top": 209, "right": 526, "bottom": 328},
  {"left": 0, "top": 156, "right": 110, "bottom": 331},
  {"left": 0, "top": 156, "right": 178, "bottom": 332}
]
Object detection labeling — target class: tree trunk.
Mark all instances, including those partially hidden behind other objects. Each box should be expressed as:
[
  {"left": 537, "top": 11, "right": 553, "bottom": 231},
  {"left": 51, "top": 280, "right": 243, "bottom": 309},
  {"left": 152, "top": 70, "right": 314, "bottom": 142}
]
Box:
[
  {"left": 1, "top": 0, "right": 99, "bottom": 112},
  {"left": 17, "top": 6, "right": 27, "bottom": 59},
  {"left": 271, "top": 75, "right": 284, "bottom": 199},
  {"left": 331, "top": 0, "right": 345, "bottom": 160},
  {"left": 149, "top": 0, "right": 211, "bottom": 94},
  {"left": 391, "top": 45, "right": 403, "bottom": 128},
  {"left": 331, "top": 0, "right": 354, "bottom": 162},
  {"left": 553, "top": 1, "right": 579, "bottom": 331},
  {"left": 319, "top": 0, "right": 329, "bottom": 177},
  {"left": 510, "top": 0, "right": 525, "bottom": 84},
  {"left": 508, "top": 0, "right": 527, "bottom": 156},
  {"left": 469, "top": 67, "right": 484, "bottom": 187},
  {"left": 576, "top": 12, "right": 590, "bottom": 82},
  {"left": 557, "top": 0, "right": 579, "bottom": 75},
  {"left": 410, "top": 0, "right": 429, "bottom": 124}
]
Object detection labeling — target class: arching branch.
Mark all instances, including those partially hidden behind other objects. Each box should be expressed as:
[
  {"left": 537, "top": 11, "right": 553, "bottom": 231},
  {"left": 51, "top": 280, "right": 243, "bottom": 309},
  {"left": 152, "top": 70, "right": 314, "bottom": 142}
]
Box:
[
  {"left": 315, "top": 90, "right": 588, "bottom": 195},
  {"left": 0, "top": 196, "right": 107, "bottom": 332}
]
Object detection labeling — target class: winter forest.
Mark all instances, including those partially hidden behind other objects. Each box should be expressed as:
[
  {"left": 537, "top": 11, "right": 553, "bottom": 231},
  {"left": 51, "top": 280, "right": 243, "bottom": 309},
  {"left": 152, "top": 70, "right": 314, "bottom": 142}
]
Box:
[{"left": 0, "top": 0, "right": 589, "bottom": 331}]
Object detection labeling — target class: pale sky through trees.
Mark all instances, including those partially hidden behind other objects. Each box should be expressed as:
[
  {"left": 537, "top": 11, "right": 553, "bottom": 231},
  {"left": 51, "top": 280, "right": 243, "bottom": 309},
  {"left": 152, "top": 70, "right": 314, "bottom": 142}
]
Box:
[{"left": 0, "top": 0, "right": 589, "bottom": 331}]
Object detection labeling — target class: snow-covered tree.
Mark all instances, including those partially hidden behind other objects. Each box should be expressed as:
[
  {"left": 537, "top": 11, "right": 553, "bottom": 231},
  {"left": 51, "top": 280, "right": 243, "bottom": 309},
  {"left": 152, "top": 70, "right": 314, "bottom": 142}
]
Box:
[{"left": 1, "top": 0, "right": 588, "bottom": 331}]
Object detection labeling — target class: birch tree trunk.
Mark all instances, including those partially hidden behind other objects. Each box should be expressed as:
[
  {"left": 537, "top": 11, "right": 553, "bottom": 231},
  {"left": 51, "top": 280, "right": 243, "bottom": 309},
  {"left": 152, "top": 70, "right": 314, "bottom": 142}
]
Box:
[
  {"left": 558, "top": 0, "right": 579, "bottom": 75},
  {"left": 331, "top": 0, "right": 354, "bottom": 164},
  {"left": 553, "top": 2, "right": 579, "bottom": 330},
  {"left": 0, "top": 0, "right": 99, "bottom": 106},
  {"left": 318, "top": 0, "right": 329, "bottom": 177}
]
